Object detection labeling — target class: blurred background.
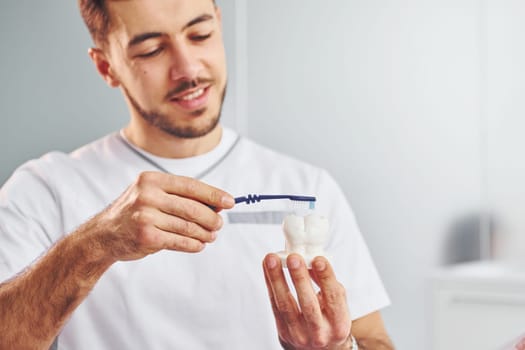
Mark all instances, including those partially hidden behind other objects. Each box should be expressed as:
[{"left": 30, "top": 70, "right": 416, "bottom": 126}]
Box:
[{"left": 2, "top": 1, "right": 525, "bottom": 349}]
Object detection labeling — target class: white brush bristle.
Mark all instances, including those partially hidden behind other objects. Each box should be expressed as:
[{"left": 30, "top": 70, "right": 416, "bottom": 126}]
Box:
[{"left": 289, "top": 200, "right": 316, "bottom": 216}]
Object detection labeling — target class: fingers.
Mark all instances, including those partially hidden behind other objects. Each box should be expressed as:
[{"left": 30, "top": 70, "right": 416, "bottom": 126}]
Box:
[
  {"left": 263, "top": 254, "right": 352, "bottom": 349},
  {"left": 155, "top": 228, "right": 207, "bottom": 253},
  {"left": 135, "top": 171, "right": 231, "bottom": 233},
  {"left": 311, "top": 256, "right": 351, "bottom": 342},
  {"left": 160, "top": 194, "right": 224, "bottom": 231},
  {"left": 287, "top": 254, "right": 327, "bottom": 346},
  {"left": 263, "top": 254, "right": 310, "bottom": 346},
  {"left": 127, "top": 208, "right": 210, "bottom": 253},
  {"left": 263, "top": 257, "right": 289, "bottom": 337},
  {"left": 154, "top": 209, "right": 217, "bottom": 244},
  {"left": 105, "top": 172, "right": 234, "bottom": 259},
  {"left": 151, "top": 172, "right": 235, "bottom": 210}
]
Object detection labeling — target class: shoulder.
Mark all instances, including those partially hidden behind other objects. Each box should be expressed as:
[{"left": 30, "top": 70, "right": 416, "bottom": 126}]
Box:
[
  {"left": 1, "top": 132, "right": 130, "bottom": 199},
  {"left": 10, "top": 133, "right": 121, "bottom": 179},
  {"left": 69, "top": 132, "right": 127, "bottom": 165}
]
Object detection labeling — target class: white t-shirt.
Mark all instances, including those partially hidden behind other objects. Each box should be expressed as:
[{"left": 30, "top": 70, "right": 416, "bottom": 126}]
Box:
[{"left": 0, "top": 127, "right": 390, "bottom": 350}]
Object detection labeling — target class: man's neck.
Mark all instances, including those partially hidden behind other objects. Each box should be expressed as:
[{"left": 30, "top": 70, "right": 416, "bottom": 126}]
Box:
[{"left": 123, "top": 123, "right": 223, "bottom": 159}]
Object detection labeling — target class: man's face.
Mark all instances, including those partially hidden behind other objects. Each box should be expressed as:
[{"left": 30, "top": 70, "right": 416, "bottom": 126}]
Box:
[{"left": 103, "top": 0, "right": 227, "bottom": 138}]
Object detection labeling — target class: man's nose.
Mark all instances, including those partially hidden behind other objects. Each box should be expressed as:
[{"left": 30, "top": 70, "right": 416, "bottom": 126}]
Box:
[{"left": 169, "top": 45, "right": 201, "bottom": 82}]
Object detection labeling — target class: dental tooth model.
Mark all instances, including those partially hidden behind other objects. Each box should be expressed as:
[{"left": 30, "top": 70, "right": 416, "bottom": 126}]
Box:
[{"left": 278, "top": 213, "right": 330, "bottom": 268}]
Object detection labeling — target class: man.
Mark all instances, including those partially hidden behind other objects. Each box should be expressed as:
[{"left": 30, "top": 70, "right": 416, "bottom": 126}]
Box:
[{"left": 0, "top": 0, "right": 394, "bottom": 349}]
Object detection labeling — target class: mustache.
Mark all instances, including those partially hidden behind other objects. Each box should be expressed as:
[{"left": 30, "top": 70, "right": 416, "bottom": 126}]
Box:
[{"left": 165, "top": 78, "right": 214, "bottom": 100}]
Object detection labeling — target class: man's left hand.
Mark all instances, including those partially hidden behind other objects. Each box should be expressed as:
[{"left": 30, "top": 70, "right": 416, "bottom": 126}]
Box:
[{"left": 263, "top": 253, "right": 352, "bottom": 350}]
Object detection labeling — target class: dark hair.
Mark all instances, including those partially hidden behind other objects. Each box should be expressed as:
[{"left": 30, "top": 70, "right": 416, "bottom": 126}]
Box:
[
  {"left": 78, "top": 0, "right": 217, "bottom": 46},
  {"left": 78, "top": 0, "right": 111, "bottom": 46}
]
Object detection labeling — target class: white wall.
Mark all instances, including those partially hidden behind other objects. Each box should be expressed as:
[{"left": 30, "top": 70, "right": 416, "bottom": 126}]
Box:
[
  {"left": 485, "top": 1, "right": 525, "bottom": 263},
  {"left": 0, "top": 0, "right": 127, "bottom": 184},
  {"left": 244, "top": 1, "right": 484, "bottom": 348}
]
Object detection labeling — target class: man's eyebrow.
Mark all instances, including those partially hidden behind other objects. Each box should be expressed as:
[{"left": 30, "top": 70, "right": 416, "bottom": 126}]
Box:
[
  {"left": 183, "top": 14, "right": 214, "bottom": 30},
  {"left": 128, "top": 32, "right": 164, "bottom": 48}
]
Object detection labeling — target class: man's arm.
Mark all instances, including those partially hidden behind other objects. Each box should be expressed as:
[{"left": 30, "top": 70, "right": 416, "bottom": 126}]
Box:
[
  {"left": 352, "top": 311, "right": 395, "bottom": 349},
  {"left": 0, "top": 171, "right": 234, "bottom": 350},
  {"left": 0, "top": 223, "right": 115, "bottom": 350}
]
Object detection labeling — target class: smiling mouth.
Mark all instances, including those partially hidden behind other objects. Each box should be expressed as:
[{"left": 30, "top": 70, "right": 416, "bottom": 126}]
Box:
[
  {"left": 168, "top": 85, "right": 211, "bottom": 111},
  {"left": 177, "top": 88, "right": 205, "bottom": 101}
]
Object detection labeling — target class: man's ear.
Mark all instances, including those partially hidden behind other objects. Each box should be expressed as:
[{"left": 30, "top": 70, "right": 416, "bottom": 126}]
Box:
[{"left": 88, "top": 48, "right": 120, "bottom": 88}]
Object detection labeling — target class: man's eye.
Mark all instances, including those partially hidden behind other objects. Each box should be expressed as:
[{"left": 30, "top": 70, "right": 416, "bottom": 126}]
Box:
[
  {"left": 137, "top": 48, "right": 163, "bottom": 58},
  {"left": 191, "top": 33, "right": 212, "bottom": 42}
]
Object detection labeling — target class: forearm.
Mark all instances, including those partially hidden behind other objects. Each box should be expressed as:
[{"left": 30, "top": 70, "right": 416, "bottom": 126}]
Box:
[
  {"left": 279, "top": 334, "right": 354, "bottom": 350},
  {"left": 356, "top": 336, "right": 395, "bottom": 350},
  {"left": 0, "top": 221, "right": 115, "bottom": 350}
]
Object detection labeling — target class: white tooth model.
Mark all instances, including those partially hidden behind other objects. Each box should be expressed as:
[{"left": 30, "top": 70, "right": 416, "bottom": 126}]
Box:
[{"left": 277, "top": 213, "right": 330, "bottom": 268}]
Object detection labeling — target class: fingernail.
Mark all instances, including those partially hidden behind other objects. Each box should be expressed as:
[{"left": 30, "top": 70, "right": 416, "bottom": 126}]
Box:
[
  {"left": 222, "top": 195, "right": 235, "bottom": 207},
  {"left": 266, "top": 256, "right": 277, "bottom": 269},
  {"left": 288, "top": 256, "right": 300, "bottom": 269},
  {"left": 313, "top": 259, "right": 326, "bottom": 272},
  {"left": 210, "top": 231, "right": 217, "bottom": 241}
]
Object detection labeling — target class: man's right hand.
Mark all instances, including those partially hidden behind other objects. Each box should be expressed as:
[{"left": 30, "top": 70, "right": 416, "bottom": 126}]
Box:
[
  {"left": 92, "top": 171, "right": 235, "bottom": 261},
  {"left": 0, "top": 171, "right": 234, "bottom": 349}
]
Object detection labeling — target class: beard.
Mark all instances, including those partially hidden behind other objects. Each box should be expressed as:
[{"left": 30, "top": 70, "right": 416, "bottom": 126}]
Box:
[{"left": 123, "top": 81, "right": 227, "bottom": 139}]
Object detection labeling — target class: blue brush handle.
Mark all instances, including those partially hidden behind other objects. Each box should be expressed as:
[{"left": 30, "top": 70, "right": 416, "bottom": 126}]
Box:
[{"left": 234, "top": 194, "right": 316, "bottom": 205}]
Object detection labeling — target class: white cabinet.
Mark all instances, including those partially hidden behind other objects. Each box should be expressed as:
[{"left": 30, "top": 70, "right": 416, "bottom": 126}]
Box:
[{"left": 432, "top": 261, "right": 525, "bottom": 350}]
